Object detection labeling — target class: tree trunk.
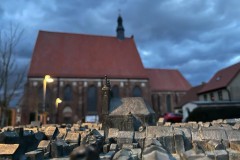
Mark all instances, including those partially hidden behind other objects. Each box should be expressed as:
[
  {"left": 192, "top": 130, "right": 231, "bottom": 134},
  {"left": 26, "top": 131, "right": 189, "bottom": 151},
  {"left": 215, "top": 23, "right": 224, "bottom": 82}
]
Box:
[{"left": 0, "top": 108, "right": 6, "bottom": 127}]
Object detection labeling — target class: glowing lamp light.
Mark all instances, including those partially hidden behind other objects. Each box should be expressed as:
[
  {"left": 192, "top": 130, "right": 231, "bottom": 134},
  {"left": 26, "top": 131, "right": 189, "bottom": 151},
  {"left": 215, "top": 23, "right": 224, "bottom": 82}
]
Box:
[{"left": 45, "top": 75, "right": 54, "bottom": 83}]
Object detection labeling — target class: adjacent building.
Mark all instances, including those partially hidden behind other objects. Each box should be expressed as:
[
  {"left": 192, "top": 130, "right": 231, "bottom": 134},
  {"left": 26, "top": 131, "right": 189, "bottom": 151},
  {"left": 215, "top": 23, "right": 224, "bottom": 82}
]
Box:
[
  {"left": 179, "top": 62, "right": 240, "bottom": 122},
  {"left": 21, "top": 16, "right": 190, "bottom": 124},
  {"left": 147, "top": 69, "right": 191, "bottom": 115},
  {"left": 198, "top": 62, "right": 240, "bottom": 101}
]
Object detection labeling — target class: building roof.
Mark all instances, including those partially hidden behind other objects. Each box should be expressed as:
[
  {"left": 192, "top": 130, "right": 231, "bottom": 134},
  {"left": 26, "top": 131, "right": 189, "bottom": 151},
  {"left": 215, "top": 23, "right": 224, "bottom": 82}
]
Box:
[
  {"left": 199, "top": 62, "right": 240, "bottom": 93},
  {"left": 109, "top": 97, "right": 155, "bottom": 116},
  {"left": 146, "top": 69, "right": 191, "bottom": 92},
  {"left": 177, "top": 84, "right": 205, "bottom": 108},
  {"left": 28, "top": 31, "right": 147, "bottom": 79}
]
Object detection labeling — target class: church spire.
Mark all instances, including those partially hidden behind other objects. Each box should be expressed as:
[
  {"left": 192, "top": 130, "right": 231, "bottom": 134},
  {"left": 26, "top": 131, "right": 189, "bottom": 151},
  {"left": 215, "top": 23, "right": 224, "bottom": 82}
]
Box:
[{"left": 116, "top": 15, "right": 125, "bottom": 40}]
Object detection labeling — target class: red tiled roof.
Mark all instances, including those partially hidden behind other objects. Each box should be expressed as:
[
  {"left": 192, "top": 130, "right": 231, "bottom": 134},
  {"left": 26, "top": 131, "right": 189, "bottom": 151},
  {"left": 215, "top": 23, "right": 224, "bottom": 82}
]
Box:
[
  {"left": 177, "top": 84, "right": 205, "bottom": 107},
  {"left": 28, "top": 31, "right": 147, "bottom": 79},
  {"left": 146, "top": 69, "right": 191, "bottom": 92},
  {"left": 199, "top": 62, "right": 240, "bottom": 93}
]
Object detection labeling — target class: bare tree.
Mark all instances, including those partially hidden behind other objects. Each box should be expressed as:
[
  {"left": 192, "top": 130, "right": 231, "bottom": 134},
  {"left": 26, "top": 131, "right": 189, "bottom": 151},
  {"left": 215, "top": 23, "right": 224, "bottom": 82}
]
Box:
[{"left": 0, "top": 24, "right": 25, "bottom": 126}]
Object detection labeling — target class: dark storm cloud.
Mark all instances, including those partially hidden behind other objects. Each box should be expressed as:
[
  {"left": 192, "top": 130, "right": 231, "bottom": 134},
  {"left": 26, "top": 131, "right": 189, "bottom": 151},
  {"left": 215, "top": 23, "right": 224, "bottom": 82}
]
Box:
[{"left": 1, "top": 0, "right": 240, "bottom": 88}]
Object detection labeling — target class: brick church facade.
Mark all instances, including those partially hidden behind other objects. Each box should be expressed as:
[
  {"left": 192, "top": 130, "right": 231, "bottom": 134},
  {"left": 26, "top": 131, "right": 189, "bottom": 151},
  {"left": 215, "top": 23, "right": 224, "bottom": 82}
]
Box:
[{"left": 21, "top": 16, "right": 191, "bottom": 124}]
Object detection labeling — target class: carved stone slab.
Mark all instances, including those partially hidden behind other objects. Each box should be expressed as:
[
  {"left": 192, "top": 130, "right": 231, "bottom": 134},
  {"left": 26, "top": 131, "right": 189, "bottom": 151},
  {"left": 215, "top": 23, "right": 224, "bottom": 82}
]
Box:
[
  {"left": 65, "top": 132, "right": 80, "bottom": 144},
  {"left": 0, "top": 144, "right": 19, "bottom": 155}
]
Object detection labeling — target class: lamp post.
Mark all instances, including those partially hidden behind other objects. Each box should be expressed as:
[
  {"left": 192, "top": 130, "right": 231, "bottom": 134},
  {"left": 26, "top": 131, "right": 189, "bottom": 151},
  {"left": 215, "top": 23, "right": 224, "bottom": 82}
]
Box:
[
  {"left": 55, "top": 98, "right": 62, "bottom": 124},
  {"left": 42, "top": 75, "right": 54, "bottom": 124}
]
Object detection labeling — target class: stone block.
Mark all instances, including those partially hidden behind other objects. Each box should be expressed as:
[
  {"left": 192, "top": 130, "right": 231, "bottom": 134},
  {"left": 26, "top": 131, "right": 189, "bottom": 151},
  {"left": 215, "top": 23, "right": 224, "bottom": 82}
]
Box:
[
  {"left": 50, "top": 139, "right": 68, "bottom": 158},
  {"left": 181, "top": 149, "right": 206, "bottom": 160},
  {"left": 227, "top": 149, "right": 240, "bottom": 160},
  {"left": 174, "top": 129, "right": 185, "bottom": 154},
  {"left": 0, "top": 144, "right": 19, "bottom": 159},
  {"left": 100, "top": 151, "right": 115, "bottom": 160},
  {"left": 226, "top": 130, "right": 240, "bottom": 142},
  {"left": 113, "top": 148, "right": 133, "bottom": 160},
  {"left": 37, "top": 140, "right": 50, "bottom": 153},
  {"left": 64, "top": 131, "right": 80, "bottom": 145},
  {"left": 201, "top": 128, "right": 227, "bottom": 141},
  {"left": 107, "top": 128, "right": 119, "bottom": 140},
  {"left": 207, "top": 140, "right": 225, "bottom": 151},
  {"left": 230, "top": 141, "right": 240, "bottom": 152},
  {"left": 63, "top": 143, "right": 77, "bottom": 156},
  {"left": 122, "top": 144, "right": 133, "bottom": 149},
  {"left": 192, "top": 142, "right": 205, "bottom": 154},
  {"left": 43, "top": 151, "right": 49, "bottom": 159},
  {"left": 80, "top": 131, "right": 89, "bottom": 143},
  {"left": 202, "top": 122, "right": 211, "bottom": 127},
  {"left": 142, "top": 144, "right": 172, "bottom": 160},
  {"left": 205, "top": 151, "right": 215, "bottom": 160},
  {"left": 25, "top": 150, "right": 44, "bottom": 160},
  {"left": 91, "top": 129, "right": 104, "bottom": 137},
  {"left": 110, "top": 143, "right": 118, "bottom": 151},
  {"left": 157, "top": 117, "right": 164, "bottom": 126},
  {"left": 164, "top": 122, "right": 171, "bottom": 126},
  {"left": 131, "top": 148, "right": 142, "bottom": 159},
  {"left": 146, "top": 126, "right": 175, "bottom": 153},
  {"left": 103, "top": 144, "right": 110, "bottom": 153},
  {"left": 132, "top": 143, "right": 139, "bottom": 148},
  {"left": 57, "top": 128, "right": 67, "bottom": 139},
  {"left": 172, "top": 153, "right": 181, "bottom": 160},
  {"left": 223, "top": 118, "right": 240, "bottom": 125},
  {"left": 233, "top": 123, "right": 240, "bottom": 130},
  {"left": 44, "top": 126, "right": 59, "bottom": 140},
  {"left": 214, "top": 150, "right": 228, "bottom": 160},
  {"left": 117, "top": 131, "right": 134, "bottom": 147},
  {"left": 174, "top": 127, "right": 192, "bottom": 150},
  {"left": 192, "top": 130, "right": 202, "bottom": 142},
  {"left": 144, "top": 138, "right": 162, "bottom": 148},
  {"left": 220, "top": 124, "right": 233, "bottom": 130},
  {"left": 134, "top": 131, "right": 145, "bottom": 149},
  {"left": 34, "top": 131, "right": 45, "bottom": 141}
]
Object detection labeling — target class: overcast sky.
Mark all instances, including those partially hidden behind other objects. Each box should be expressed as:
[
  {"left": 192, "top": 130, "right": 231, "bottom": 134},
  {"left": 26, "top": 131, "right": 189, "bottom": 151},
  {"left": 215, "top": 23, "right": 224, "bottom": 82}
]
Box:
[{"left": 1, "top": 0, "right": 240, "bottom": 87}]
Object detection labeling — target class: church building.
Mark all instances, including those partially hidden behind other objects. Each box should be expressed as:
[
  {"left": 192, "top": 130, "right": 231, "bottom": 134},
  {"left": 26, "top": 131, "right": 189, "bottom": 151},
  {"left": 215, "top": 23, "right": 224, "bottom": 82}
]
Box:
[{"left": 21, "top": 16, "right": 191, "bottom": 124}]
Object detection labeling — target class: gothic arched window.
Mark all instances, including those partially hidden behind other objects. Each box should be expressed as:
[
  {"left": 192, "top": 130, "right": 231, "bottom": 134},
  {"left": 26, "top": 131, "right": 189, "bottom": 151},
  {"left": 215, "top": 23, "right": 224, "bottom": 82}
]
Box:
[
  {"left": 64, "top": 85, "right": 72, "bottom": 101},
  {"left": 87, "top": 85, "right": 98, "bottom": 113},
  {"left": 132, "top": 86, "right": 142, "bottom": 97},
  {"left": 166, "top": 95, "right": 172, "bottom": 112},
  {"left": 112, "top": 85, "right": 120, "bottom": 98}
]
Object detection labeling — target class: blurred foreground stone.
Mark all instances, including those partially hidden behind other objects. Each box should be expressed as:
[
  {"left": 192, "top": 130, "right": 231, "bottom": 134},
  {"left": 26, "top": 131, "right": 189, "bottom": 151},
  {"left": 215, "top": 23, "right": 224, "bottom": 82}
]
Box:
[{"left": 1, "top": 118, "right": 240, "bottom": 159}]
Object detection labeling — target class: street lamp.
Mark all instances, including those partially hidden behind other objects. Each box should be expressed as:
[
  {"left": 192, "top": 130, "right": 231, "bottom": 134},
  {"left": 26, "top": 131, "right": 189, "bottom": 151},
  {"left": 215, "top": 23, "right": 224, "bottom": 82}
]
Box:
[
  {"left": 42, "top": 75, "right": 54, "bottom": 124},
  {"left": 55, "top": 98, "right": 62, "bottom": 124},
  {"left": 55, "top": 98, "right": 62, "bottom": 109}
]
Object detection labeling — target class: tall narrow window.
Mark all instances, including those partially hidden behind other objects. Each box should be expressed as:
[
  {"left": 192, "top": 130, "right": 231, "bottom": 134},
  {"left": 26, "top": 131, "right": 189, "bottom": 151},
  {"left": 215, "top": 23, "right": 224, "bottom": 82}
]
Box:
[
  {"left": 87, "top": 85, "right": 98, "bottom": 113},
  {"left": 204, "top": 94, "right": 207, "bottom": 101},
  {"left": 218, "top": 91, "right": 223, "bottom": 101},
  {"left": 210, "top": 93, "right": 215, "bottom": 101},
  {"left": 64, "top": 85, "right": 72, "bottom": 101},
  {"left": 132, "top": 86, "right": 142, "bottom": 97},
  {"left": 158, "top": 95, "right": 161, "bottom": 114},
  {"left": 166, "top": 95, "right": 171, "bottom": 112},
  {"left": 112, "top": 85, "right": 120, "bottom": 98}
]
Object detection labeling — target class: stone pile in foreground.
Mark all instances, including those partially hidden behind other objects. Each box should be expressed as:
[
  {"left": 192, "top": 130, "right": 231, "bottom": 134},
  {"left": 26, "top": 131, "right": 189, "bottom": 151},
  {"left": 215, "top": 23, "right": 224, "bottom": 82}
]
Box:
[{"left": 1, "top": 119, "right": 240, "bottom": 159}]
